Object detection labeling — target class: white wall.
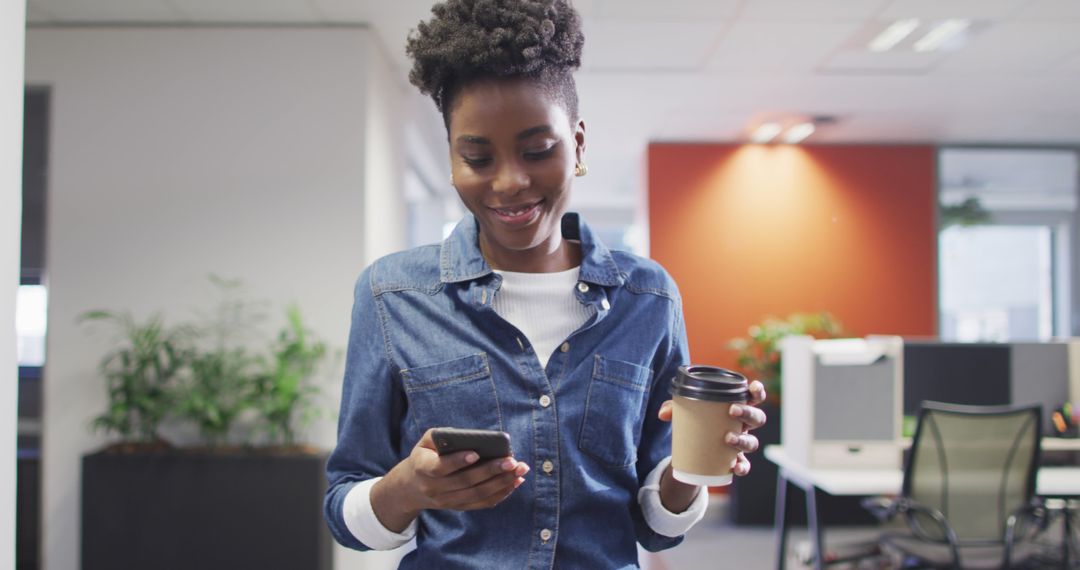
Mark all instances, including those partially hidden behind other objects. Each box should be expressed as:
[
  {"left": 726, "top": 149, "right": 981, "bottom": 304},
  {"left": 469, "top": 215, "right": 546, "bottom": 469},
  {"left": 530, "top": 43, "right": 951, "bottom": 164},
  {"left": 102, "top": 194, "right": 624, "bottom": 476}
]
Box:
[
  {"left": 3, "top": 4, "right": 27, "bottom": 570},
  {"left": 26, "top": 26, "right": 408, "bottom": 570}
]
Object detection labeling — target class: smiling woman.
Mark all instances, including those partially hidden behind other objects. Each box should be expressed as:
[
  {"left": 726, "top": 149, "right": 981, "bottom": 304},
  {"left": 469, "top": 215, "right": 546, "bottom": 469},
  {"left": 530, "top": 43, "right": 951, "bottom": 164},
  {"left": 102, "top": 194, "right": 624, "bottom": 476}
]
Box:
[{"left": 322, "top": 1, "right": 767, "bottom": 568}]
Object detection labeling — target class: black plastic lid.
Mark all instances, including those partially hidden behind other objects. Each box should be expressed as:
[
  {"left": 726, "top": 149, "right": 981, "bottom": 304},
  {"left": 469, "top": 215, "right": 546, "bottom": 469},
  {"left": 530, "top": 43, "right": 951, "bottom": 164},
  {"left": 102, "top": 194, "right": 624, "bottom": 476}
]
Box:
[{"left": 670, "top": 365, "right": 749, "bottom": 403}]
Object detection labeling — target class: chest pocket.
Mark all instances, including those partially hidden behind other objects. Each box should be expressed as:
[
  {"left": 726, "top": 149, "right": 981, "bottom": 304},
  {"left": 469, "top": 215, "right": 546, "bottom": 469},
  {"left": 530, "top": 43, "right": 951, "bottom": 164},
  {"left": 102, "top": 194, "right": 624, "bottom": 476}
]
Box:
[
  {"left": 578, "top": 355, "right": 653, "bottom": 468},
  {"left": 401, "top": 353, "right": 503, "bottom": 434}
]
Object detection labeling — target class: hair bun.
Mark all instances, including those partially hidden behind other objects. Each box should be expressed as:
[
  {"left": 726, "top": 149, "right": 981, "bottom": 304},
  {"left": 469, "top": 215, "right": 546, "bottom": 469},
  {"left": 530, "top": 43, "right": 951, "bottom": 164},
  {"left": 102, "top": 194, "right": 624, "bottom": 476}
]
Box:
[{"left": 406, "top": 0, "right": 584, "bottom": 112}]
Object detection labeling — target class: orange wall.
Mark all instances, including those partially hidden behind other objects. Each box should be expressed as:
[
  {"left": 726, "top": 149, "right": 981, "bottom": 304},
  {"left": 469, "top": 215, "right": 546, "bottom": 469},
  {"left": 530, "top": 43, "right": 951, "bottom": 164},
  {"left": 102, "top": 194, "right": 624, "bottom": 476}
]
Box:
[{"left": 648, "top": 144, "right": 938, "bottom": 371}]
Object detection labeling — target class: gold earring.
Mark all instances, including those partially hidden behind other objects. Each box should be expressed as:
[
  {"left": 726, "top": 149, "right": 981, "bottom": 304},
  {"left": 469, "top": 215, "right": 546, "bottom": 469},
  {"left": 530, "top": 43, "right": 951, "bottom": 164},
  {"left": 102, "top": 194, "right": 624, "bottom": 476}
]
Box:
[{"left": 574, "top": 162, "right": 588, "bottom": 177}]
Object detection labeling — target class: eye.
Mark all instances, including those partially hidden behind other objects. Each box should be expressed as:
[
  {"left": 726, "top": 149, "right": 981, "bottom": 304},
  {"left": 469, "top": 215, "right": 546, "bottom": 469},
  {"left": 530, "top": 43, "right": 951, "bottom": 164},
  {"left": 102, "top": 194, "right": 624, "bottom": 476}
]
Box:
[
  {"left": 524, "top": 145, "right": 557, "bottom": 161},
  {"left": 462, "top": 156, "right": 491, "bottom": 168}
]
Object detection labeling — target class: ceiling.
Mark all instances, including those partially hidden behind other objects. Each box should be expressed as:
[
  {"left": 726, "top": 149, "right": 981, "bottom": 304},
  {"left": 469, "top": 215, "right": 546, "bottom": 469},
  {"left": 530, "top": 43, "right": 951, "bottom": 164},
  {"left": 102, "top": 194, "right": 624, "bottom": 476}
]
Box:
[{"left": 25, "top": 0, "right": 1080, "bottom": 206}]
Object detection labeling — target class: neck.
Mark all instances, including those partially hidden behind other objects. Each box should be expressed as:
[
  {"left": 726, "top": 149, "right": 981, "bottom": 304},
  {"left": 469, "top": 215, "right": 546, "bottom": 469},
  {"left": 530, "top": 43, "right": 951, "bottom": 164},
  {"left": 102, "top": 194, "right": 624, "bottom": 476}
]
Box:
[{"left": 479, "top": 232, "right": 582, "bottom": 273}]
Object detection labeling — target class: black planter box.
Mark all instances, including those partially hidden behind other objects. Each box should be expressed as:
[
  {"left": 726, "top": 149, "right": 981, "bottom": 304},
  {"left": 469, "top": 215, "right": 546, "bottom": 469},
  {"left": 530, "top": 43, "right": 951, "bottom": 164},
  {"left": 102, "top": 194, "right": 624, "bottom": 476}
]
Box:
[{"left": 82, "top": 450, "right": 332, "bottom": 570}]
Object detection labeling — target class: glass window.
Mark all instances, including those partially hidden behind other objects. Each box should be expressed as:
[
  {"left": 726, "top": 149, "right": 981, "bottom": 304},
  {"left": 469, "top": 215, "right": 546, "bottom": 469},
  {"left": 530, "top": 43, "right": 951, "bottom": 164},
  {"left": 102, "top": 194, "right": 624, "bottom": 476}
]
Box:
[
  {"left": 17, "top": 284, "right": 48, "bottom": 366},
  {"left": 938, "top": 148, "right": 1077, "bottom": 341}
]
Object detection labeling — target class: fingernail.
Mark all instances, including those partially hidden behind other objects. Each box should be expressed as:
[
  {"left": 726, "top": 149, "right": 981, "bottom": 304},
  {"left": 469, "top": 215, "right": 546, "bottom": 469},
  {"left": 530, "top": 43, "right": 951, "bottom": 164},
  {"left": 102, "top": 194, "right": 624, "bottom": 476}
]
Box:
[
  {"left": 465, "top": 452, "right": 479, "bottom": 464},
  {"left": 501, "top": 459, "right": 516, "bottom": 471},
  {"left": 514, "top": 477, "right": 525, "bottom": 488},
  {"left": 725, "top": 433, "right": 739, "bottom": 445},
  {"left": 730, "top": 405, "right": 743, "bottom": 417},
  {"left": 518, "top": 463, "right": 531, "bottom": 475}
]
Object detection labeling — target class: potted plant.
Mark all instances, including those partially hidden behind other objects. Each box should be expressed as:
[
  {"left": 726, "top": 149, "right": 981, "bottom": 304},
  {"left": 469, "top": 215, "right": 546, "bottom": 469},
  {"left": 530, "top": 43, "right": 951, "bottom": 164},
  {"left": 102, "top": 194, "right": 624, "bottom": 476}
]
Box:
[
  {"left": 726, "top": 312, "right": 846, "bottom": 526},
  {"left": 80, "top": 279, "right": 334, "bottom": 570}
]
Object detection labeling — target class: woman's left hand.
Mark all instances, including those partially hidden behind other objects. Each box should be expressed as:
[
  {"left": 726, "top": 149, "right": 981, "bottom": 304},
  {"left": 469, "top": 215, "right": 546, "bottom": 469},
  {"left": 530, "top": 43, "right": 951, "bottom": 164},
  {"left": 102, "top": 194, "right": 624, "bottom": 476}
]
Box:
[{"left": 658, "top": 380, "right": 767, "bottom": 477}]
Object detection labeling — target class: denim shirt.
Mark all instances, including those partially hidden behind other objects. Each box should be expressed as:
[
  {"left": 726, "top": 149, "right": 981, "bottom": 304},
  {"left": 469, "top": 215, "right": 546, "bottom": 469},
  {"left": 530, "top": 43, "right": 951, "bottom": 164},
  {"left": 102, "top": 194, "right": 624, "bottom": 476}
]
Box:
[{"left": 324, "top": 213, "right": 690, "bottom": 569}]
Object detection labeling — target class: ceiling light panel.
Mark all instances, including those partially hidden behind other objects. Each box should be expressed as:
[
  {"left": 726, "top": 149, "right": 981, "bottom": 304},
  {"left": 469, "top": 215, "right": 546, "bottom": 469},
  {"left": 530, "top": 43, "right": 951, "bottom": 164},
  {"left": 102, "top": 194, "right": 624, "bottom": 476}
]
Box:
[
  {"left": 868, "top": 18, "right": 921, "bottom": 52},
  {"left": 783, "top": 122, "right": 816, "bottom": 143},
  {"left": 912, "top": 19, "right": 971, "bottom": 52},
  {"left": 750, "top": 123, "right": 783, "bottom": 143}
]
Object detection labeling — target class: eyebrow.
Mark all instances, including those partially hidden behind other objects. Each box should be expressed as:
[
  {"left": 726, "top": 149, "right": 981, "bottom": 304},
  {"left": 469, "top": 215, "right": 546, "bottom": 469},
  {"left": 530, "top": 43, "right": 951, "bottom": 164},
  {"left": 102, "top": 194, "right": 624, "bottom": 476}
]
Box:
[{"left": 456, "top": 125, "right": 554, "bottom": 146}]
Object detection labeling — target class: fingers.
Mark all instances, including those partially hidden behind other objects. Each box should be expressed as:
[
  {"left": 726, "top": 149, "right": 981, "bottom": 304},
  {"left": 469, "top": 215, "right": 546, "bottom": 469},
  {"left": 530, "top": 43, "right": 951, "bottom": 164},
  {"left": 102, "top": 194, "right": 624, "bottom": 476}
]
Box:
[
  {"left": 729, "top": 403, "right": 766, "bottom": 430},
  {"left": 733, "top": 452, "right": 752, "bottom": 477},
  {"left": 725, "top": 431, "right": 759, "bottom": 454},
  {"left": 748, "top": 380, "right": 767, "bottom": 406},
  {"left": 436, "top": 464, "right": 530, "bottom": 510},
  {"left": 657, "top": 400, "right": 673, "bottom": 422}
]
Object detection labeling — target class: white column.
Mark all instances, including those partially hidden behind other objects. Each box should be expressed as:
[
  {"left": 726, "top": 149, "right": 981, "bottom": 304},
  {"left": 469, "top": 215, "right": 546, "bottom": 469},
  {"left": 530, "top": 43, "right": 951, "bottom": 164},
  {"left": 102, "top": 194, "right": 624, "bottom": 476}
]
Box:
[{"left": 2, "top": 3, "right": 28, "bottom": 570}]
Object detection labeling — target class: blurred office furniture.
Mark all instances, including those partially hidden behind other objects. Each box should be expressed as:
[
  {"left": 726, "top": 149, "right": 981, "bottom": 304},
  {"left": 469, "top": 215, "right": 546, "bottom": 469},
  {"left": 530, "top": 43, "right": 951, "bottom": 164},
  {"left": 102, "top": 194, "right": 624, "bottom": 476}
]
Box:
[
  {"left": 82, "top": 451, "right": 332, "bottom": 570},
  {"left": 863, "top": 402, "right": 1046, "bottom": 569},
  {"left": 766, "top": 440, "right": 1080, "bottom": 570},
  {"left": 780, "top": 336, "right": 904, "bottom": 469},
  {"left": 17, "top": 365, "right": 42, "bottom": 570},
  {"left": 903, "top": 340, "right": 1076, "bottom": 436}
]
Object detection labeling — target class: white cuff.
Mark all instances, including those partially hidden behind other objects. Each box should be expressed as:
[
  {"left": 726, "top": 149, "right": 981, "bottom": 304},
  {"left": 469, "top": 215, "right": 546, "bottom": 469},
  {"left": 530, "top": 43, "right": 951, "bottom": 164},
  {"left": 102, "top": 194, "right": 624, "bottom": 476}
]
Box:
[
  {"left": 637, "top": 456, "right": 710, "bottom": 538},
  {"left": 342, "top": 477, "right": 418, "bottom": 550}
]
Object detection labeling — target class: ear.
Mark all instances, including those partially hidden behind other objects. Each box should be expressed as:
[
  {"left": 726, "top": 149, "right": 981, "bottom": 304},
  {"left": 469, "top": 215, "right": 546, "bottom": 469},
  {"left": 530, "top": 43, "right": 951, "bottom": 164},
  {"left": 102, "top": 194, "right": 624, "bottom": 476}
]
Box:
[{"left": 574, "top": 119, "right": 586, "bottom": 164}]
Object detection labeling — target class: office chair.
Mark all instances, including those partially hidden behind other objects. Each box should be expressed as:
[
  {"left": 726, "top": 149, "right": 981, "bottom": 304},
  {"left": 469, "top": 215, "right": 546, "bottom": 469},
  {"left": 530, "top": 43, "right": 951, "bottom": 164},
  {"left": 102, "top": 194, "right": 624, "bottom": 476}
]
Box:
[{"left": 862, "top": 401, "right": 1048, "bottom": 569}]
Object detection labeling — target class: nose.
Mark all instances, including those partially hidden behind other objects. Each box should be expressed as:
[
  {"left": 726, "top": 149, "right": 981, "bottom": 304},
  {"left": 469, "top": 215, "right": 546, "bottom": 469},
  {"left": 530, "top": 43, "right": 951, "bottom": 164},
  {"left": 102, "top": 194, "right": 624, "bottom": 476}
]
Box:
[{"left": 492, "top": 159, "right": 529, "bottom": 195}]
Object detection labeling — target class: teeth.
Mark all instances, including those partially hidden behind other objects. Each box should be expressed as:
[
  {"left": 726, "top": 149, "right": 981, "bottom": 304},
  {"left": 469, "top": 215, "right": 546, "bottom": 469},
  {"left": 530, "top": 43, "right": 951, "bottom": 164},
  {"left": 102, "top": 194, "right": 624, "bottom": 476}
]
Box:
[{"left": 498, "top": 204, "right": 534, "bottom": 216}]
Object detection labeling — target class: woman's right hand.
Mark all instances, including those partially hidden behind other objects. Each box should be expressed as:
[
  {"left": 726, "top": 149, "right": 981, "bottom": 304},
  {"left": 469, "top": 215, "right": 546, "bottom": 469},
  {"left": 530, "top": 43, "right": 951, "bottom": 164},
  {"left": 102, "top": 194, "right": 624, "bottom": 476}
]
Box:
[{"left": 370, "top": 428, "right": 530, "bottom": 533}]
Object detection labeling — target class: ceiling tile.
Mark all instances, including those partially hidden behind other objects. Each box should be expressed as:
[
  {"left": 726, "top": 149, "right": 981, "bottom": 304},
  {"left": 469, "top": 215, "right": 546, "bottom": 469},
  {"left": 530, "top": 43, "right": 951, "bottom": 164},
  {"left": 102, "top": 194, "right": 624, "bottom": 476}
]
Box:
[
  {"left": 1061, "top": 51, "right": 1080, "bottom": 71},
  {"left": 1015, "top": 0, "right": 1080, "bottom": 20},
  {"left": 879, "top": 0, "right": 1025, "bottom": 21},
  {"left": 30, "top": 0, "right": 180, "bottom": 22},
  {"left": 936, "top": 21, "right": 1080, "bottom": 71},
  {"left": 25, "top": 3, "right": 57, "bottom": 23},
  {"left": 740, "top": 0, "right": 892, "bottom": 21},
  {"left": 170, "top": 0, "right": 319, "bottom": 23},
  {"left": 819, "top": 50, "right": 944, "bottom": 74},
  {"left": 707, "top": 20, "right": 861, "bottom": 72},
  {"left": 595, "top": 0, "right": 741, "bottom": 21},
  {"left": 583, "top": 21, "right": 724, "bottom": 70}
]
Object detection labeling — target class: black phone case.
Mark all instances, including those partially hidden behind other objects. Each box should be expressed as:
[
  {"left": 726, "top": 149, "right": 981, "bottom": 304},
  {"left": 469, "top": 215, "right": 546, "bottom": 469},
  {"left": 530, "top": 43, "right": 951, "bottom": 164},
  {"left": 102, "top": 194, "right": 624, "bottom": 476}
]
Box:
[{"left": 431, "top": 428, "right": 512, "bottom": 460}]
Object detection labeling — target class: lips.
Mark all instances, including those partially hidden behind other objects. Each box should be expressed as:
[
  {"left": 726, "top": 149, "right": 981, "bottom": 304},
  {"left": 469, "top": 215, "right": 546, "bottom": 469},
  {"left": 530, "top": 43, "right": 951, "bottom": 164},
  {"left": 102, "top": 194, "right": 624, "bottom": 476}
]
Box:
[{"left": 489, "top": 200, "right": 543, "bottom": 225}]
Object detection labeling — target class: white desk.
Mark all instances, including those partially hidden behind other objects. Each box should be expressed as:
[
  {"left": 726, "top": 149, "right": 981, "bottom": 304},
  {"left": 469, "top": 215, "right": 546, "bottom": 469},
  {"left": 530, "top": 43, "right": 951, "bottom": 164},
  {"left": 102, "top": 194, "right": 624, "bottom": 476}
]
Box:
[{"left": 764, "top": 445, "right": 1080, "bottom": 570}]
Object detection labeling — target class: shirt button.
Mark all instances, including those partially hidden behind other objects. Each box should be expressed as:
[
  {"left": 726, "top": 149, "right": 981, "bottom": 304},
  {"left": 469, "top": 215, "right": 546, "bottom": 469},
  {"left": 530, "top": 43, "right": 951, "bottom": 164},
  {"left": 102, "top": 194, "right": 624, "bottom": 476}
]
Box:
[
  {"left": 542, "top": 460, "right": 554, "bottom": 474},
  {"left": 539, "top": 394, "right": 552, "bottom": 408},
  {"left": 560, "top": 342, "right": 570, "bottom": 353},
  {"left": 540, "top": 528, "right": 553, "bottom": 542},
  {"left": 577, "top": 282, "right": 589, "bottom": 293},
  {"left": 601, "top": 298, "right": 610, "bottom": 311}
]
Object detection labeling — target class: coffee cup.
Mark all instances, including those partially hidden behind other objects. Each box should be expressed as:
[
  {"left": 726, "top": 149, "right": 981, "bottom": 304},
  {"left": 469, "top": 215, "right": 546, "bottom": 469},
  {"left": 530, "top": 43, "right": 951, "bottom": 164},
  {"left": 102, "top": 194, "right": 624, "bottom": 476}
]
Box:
[{"left": 669, "top": 365, "right": 749, "bottom": 486}]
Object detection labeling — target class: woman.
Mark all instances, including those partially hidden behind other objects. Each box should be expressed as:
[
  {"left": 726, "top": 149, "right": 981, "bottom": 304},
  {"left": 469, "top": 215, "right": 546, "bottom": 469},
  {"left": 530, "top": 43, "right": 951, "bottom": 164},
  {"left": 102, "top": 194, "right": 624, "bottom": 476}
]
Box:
[{"left": 324, "top": 1, "right": 766, "bottom": 567}]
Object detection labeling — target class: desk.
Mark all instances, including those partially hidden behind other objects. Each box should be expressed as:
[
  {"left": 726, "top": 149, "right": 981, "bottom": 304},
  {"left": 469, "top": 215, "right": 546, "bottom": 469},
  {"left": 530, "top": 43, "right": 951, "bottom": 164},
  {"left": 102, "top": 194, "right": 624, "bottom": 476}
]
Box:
[{"left": 765, "top": 445, "right": 1080, "bottom": 570}]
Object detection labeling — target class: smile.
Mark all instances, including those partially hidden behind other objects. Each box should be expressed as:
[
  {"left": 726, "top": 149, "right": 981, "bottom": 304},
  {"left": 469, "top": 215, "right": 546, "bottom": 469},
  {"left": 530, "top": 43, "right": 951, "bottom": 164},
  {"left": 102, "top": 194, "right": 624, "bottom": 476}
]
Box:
[{"left": 489, "top": 200, "right": 543, "bottom": 225}]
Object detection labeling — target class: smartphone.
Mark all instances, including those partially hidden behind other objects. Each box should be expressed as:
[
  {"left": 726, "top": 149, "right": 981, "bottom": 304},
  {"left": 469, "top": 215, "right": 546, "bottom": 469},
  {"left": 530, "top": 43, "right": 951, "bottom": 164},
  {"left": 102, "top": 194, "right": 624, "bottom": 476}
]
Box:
[{"left": 431, "top": 428, "right": 512, "bottom": 461}]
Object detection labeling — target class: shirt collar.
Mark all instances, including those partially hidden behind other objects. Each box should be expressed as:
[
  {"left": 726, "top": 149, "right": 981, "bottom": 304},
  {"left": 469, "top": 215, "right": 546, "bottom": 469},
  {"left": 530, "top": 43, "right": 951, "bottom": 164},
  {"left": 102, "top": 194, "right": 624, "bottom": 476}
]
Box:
[{"left": 440, "top": 212, "right": 624, "bottom": 287}]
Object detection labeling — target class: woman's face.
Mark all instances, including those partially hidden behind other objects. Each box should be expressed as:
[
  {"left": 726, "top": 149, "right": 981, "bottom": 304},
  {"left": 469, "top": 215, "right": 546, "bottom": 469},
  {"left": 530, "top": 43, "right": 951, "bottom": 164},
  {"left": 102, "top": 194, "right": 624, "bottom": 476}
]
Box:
[{"left": 447, "top": 77, "right": 585, "bottom": 271}]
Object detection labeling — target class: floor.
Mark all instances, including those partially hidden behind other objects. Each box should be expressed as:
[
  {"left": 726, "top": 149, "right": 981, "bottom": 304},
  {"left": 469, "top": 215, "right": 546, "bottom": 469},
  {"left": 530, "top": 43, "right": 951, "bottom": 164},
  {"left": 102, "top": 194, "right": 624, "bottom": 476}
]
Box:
[{"left": 645, "top": 497, "right": 1080, "bottom": 570}]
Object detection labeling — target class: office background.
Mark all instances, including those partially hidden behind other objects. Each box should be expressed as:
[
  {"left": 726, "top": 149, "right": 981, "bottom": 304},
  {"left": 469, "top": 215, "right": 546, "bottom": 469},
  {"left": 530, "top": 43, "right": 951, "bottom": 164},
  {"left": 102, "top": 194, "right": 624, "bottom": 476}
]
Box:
[{"left": 4, "top": 1, "right": 1080, "bottom": 570}]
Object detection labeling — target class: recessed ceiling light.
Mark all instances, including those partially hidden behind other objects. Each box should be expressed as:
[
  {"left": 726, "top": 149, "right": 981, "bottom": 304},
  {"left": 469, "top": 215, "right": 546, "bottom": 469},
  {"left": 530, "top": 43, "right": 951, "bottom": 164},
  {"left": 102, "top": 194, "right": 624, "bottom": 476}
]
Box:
[
  {"left": 750, "top": 122, "right": 783, "bottom": 144},
  {"left": 868, "top": 19, "right": 921, "bottom": 53},
  {"left": 783, "top": 122, "right": 816, "bottom": 144},
  {"left": 913, "top": 19, "right": 971, "bottom": 52}
]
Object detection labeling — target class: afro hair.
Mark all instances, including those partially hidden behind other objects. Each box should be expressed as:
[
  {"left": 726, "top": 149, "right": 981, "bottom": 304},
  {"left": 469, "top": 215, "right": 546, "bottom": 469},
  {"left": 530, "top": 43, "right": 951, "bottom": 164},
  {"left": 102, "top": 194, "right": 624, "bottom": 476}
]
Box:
[{"left": 406, "top": 0, "right": 585, "bottom": 125}]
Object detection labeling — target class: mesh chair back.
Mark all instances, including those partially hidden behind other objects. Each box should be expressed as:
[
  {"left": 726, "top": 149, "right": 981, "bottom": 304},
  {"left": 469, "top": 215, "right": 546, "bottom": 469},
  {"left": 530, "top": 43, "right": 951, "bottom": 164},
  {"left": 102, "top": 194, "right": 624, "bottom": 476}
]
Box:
[{"left": 904, "top": 402, "right": 1041, "bottom": 542}]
